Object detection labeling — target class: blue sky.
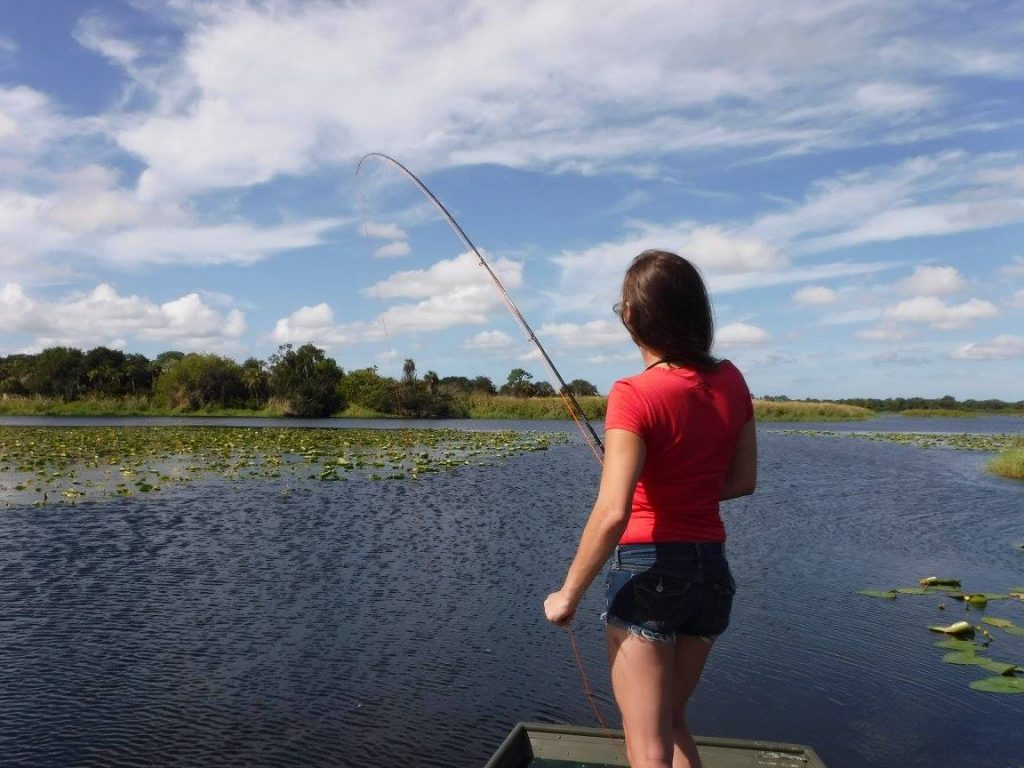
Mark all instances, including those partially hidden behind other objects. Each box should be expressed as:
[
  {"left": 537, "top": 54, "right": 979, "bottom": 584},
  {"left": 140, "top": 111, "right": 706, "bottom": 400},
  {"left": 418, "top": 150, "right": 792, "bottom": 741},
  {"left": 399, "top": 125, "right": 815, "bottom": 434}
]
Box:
[{"left": 1, "top": 1, "right": 1022, "bottom": 399}]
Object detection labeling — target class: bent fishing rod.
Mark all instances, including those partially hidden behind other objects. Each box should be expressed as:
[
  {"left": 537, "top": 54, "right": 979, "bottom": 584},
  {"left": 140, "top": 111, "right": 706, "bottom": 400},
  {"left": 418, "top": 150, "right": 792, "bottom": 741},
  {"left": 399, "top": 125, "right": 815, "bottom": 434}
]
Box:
[{"left": 356, "top": 152, "right": 605, "bottom": 462}]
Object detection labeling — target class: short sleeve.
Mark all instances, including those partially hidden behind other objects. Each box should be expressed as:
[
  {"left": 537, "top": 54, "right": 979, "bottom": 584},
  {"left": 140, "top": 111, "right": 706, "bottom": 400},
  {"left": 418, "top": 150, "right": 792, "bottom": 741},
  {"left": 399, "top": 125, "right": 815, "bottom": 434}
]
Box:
[
  {"left": 604, "top": 380, "right": 648, "bottom": 438},
  {"left": 729, "top": 363, "right": 754, "bottom": 422}
]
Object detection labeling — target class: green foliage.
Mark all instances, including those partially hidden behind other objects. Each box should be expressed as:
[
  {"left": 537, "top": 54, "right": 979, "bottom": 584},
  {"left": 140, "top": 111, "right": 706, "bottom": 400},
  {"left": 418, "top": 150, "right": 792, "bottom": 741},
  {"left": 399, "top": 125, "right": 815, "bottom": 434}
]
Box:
[
  {"left": 565, "top": 378, "right": 600, "bottom": 396},
  {"left": 338, "top": 368, "right": 396, "bottom": 414},
  {"left": 153, "top": 353, "right": 248, "bottom": 410},
  {"left": 268, "top": 344, "right": 344, "bottom": 417}
]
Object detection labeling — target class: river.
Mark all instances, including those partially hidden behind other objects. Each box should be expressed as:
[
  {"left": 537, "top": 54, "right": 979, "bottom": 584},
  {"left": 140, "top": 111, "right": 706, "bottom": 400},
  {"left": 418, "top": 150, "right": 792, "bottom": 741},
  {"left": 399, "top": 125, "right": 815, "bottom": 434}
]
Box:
[{"left": 1, "top": 416, "right": 1022, "bottom": 767}]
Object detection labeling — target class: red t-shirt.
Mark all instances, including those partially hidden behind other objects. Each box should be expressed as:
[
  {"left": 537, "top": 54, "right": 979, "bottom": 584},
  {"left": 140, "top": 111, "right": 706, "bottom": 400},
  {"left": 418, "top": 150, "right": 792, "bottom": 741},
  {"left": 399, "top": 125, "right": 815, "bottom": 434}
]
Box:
[{"left": 603, "top": 360, "right": 753, "bottom": 544}]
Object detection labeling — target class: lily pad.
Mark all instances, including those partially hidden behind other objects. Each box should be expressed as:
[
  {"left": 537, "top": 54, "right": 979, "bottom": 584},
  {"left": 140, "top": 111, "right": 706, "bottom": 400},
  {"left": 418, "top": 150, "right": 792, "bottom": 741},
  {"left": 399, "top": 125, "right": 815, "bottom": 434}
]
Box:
[
  {"left": 858, "top": 589, "right": 898, "bottom": 599},
  {"left": 941, "top": 651, "right": 981, "bottom": 665},
  {"left": 920, "top": 577, "right": 961, "bottom": 587},
  {"left": 896, "top": 587, "right": 930, "bottom": 595},
  {"left": 934, "top": 638, "right": 982, "bottom": 650},
  {"left": 982, "top": 617, "right": 1015, "bottom": 628},
  {"left": 979, "top": 660, "right": 1019, "bottom": 676},
  {"left": 969, "top": 676, "right": 1024, "bottom": 694},
  {"left": 928, "top": 621, "right": 975, "bottom": 636},
  {"left": 1002, "top": 626, "right": 1024, "bottom": 637}
]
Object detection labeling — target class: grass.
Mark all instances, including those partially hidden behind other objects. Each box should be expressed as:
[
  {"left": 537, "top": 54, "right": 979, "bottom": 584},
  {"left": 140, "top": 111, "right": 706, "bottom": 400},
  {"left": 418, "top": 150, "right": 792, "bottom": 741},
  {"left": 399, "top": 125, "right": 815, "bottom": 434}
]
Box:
[
  {"left": 752, "top": 400, "right": 873, "bottom": 421},
  {"left": 461, "top": 394, "right": 607, "bottom": 420},
  {"left": 988, "top": 449, "right": 1024, "bottom": 481},
  {"left": 2, "top": 394, "right": 878, "bottom": 422}
]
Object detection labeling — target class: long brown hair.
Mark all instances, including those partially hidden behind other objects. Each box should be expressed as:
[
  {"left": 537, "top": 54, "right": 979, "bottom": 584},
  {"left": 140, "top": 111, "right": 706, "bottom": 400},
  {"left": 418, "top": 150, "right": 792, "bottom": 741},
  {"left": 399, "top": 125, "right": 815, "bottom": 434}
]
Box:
[{"left": 618, "top": 250, "right": 717, "bottom": 369}]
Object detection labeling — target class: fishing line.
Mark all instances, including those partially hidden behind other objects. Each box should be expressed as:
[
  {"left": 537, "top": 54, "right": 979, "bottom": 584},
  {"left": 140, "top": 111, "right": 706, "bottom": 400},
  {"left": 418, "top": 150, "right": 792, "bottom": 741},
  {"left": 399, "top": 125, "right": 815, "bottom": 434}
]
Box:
[{"left": 355, "top": 153, "right": 615, "bottom": 735}]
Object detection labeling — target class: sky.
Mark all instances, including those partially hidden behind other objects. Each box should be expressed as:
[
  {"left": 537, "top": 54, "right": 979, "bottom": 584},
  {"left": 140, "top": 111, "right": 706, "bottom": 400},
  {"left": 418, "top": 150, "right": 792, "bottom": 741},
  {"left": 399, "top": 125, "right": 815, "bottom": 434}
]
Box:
[{"left": 1, "top": 0, "right": 1022, "bottom": 400}]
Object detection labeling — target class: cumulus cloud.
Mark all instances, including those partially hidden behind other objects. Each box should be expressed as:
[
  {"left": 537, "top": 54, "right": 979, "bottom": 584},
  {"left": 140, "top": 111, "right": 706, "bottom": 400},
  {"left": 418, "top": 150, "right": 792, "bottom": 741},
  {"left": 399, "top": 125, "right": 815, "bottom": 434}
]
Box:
[
  {"left": 998, "top": 256, "right": 1024, "bottom": 280},
  {"left": 93, "top": 1, "right": 1023, "bottom": 198},
  {"left": 793, "top": 285, "right": 837, "bottom": 306},
  {"left": 537, "top": 320, "right": 629, "bottom": 349},
  {"left": 1007, "top": 289, "right": 1024, "bottom": 309},
  {"left": 885, "top": 296, "right": 997, "bottom": 330},
  {"left": 715, "top": 322, "right": 771, "bottom": 348},
  {"left": 856, "top": 324, "right": 908, "bottom": 342},
  {"left": 0, "top": 282, "right": 246, "bottom": 351},
  {"left": 951, "top": 334, "right": 1024, "bottom": 360},
  {"left": 463, "top": 329, "right": 517, "bottom": 352},
  {"left": 369, "top": 251, "right": 522, "bottom": 299},
  {"left": 373, "top": 241, "right": 411, "bottom": 259},
  {"left": 271, "top": 303, "right": 361, "bottom": 346},
  {"left": 898, "top": 265, "right": 966, "bottom": 296}
]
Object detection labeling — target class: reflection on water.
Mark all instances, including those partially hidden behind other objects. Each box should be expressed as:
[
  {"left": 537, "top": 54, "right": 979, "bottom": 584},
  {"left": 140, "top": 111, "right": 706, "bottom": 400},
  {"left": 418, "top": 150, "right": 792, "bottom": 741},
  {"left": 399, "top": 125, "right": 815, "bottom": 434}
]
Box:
[{"left": 1, "top": 420, "right": 1022, "bottom": 767}]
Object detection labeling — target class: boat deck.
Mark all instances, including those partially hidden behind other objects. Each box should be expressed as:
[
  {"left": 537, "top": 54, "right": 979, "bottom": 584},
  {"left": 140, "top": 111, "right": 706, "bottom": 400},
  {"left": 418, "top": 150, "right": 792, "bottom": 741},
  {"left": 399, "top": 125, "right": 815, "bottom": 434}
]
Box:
[{"left": 486, "top": 723, "right": 828, "bottom": 768}]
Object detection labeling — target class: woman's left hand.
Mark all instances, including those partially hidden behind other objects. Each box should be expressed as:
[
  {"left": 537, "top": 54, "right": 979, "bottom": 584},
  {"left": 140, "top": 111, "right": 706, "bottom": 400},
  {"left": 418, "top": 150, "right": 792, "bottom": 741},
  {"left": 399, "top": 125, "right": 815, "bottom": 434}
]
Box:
[{"left": 544, "top": 590, "right": 577, "bottom": 626}]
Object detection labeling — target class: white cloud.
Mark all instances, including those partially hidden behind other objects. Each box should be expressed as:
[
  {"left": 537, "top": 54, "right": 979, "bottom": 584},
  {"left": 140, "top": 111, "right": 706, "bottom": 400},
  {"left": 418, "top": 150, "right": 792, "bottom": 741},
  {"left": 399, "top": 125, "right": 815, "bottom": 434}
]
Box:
[
  {"left": 538, "top": 320, "right": 629, "bottom": 349},
  {"left": 998, "top": 257, "right": 1024, "bottom": 280},
  {"left": 856, "top": 324, "right": 908, "bottom": 342},
  {"left": 951, "top": 334, "right": 1024, "bottom": 360},
  {"left": 0, "top": 282, "right": 246, "bottom": 351},
  {"left": 976, "top": 165, "right": 1024, "bottom": 190},
  {"left": 885, "top": 296, "right": 997, "bottom": 330},
  {"left": 271, "top": 303, "right": 360, "bottom": 346},
  {"left": 463, "top": 329, "right": 517, "bottom": 352},
  {"left": 97, "top": 2, "right": 1023, "bottom": 198},
  {"left": 1007, "top": 289, "right": 1024, "bottom": 309},
  {"left": 373, "top": 241, "right": 411, "bottom": 258},
  {"left": 73, "top": 14, "right": 140, "bottom": 68},
  {"left": 682, "top": 226, "right": 786, "bottom": 273},
  {"left": 898, "top": 265, "right": 966, "bottom": 296},
  {"left": 853, "top": 82, "right": 940, "bottom": 114},
  {"left": 364, "top": 221, "right": 407, "bottom": 240},
  {"left": 793, "top": 285, "right": 837, "bottom": 306},
  {"left": 369, "top": 251, "right": 522, "bottom": 299},
  {"left": 99, "top": 218, "right": 340, "bottom": 266},
  {"left": 716, "top": 322, "right": 771, "bottom": 348}
]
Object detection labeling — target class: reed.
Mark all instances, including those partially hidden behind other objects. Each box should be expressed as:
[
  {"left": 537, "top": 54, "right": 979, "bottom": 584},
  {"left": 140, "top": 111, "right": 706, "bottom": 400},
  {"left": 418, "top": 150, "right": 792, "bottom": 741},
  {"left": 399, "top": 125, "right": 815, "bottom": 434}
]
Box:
[
  {"left": 461, "top": 394, "right": 607, "bottom": 420},
  {"left": 988, "top": 449, "right": 1024, "bottom": 481},
  {"left": 752, "top": 400, "right": 873, "bottom": 421}
]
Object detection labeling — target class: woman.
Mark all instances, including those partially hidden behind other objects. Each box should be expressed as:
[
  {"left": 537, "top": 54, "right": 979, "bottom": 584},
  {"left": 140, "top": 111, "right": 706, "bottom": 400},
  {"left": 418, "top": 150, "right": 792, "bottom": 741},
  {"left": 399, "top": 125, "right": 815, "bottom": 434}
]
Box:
[{"left": 544, "top": 250, "right": 757, "bottom": 768}]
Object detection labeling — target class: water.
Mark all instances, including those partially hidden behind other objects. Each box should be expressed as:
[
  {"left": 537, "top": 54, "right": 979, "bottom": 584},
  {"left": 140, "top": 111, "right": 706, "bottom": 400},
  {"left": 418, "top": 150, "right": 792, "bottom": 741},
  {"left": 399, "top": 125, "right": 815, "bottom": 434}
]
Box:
[{"left": 1, "top": 418, "right": 1022, "bottom": 767}]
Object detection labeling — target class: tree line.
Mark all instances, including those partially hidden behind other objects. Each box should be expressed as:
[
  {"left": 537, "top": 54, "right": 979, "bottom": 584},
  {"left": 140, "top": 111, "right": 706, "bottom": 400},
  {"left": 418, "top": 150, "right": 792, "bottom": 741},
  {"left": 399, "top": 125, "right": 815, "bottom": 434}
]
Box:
[{"left": 0, "top": 344, "right": 601, "bottom": 418}]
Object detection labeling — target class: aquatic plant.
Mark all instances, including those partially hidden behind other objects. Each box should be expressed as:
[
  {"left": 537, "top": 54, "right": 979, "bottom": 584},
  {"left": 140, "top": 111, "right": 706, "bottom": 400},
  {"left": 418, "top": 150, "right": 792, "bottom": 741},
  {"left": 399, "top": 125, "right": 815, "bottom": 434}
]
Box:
[
  {"left": 859, "top": 575, "right": 1024, "bottom": 693},
  {"left": 0, "top": 425, "right": 566, "bottom": 506}
]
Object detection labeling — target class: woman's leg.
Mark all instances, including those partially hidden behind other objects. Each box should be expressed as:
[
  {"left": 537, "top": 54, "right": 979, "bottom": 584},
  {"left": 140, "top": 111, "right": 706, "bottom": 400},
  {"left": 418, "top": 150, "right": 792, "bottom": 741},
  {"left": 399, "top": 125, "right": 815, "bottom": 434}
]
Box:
[
  {"left": 670, "top": 635, "right": 714, "bottom": 768},
  {"left": 606, "top": 624, "right": 675, "bottom": 768}
]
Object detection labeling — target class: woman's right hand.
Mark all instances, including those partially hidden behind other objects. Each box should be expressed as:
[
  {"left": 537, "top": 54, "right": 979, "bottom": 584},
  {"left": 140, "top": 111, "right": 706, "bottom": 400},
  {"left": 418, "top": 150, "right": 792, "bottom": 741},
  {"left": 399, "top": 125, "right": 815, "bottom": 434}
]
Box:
[{"left": 543, "top": 590, "right": 577, "bottom": 626}]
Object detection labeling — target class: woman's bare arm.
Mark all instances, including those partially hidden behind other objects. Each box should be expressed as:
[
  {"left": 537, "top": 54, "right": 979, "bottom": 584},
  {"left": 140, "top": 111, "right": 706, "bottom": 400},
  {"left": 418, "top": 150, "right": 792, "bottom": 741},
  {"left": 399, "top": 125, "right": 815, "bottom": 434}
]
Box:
[
  {"left": 544, "top": 428, "right": 645, "bottom": 625},
  {"left": 720, "top": 417, "right": 757, "bottom": 500}
]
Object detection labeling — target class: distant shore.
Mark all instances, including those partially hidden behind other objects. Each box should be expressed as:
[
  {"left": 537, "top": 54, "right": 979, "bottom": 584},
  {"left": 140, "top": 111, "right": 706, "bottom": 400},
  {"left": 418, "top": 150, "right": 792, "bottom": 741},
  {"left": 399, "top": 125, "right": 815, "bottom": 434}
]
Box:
[{"left": 5, "top": 394, "right": 1010, "bottom": 422}]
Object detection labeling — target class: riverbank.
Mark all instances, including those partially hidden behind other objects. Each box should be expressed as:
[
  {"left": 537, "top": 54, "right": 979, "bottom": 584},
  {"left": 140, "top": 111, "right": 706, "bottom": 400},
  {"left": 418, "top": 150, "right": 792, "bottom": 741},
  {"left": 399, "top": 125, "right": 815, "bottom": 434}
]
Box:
[{"left": 0, "top": 394, "right": 877, "bottom": 422}]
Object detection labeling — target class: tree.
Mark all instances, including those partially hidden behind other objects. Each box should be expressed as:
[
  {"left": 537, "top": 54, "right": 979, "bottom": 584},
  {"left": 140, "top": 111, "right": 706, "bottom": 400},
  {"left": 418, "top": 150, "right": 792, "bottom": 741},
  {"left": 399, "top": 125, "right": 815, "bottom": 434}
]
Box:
[
  {"left": 153, "top": 353, "right": 247, "bottom": 410},
  {"left": 268, "top": 343, "right": 344, "bottom": 417},
  {"left": 240, "top": 357, "right": 269, "bottom": 407},
  {"left": 402, "top": 358, "right": 417, "bottom": 385},
  {"left": 338, "top": 368, "right": 396, "bottom": 414},
  {"left": 532, "top": 381, "right": 555, "bottom": 397},
  {"left": 423, "top": 370, "right": 439, "bottom": 395},
  {"left": 565, "top": 378, "right": 599, "bottom": 397},
  {"left": 501, "top": 368, "right": 534, "bottom": 397},
  {"left": 471, "top": 376, "right": 496, "bottom": 395},
  {"left": 28, "top": 347, "right": 86, "bottom": 400}
]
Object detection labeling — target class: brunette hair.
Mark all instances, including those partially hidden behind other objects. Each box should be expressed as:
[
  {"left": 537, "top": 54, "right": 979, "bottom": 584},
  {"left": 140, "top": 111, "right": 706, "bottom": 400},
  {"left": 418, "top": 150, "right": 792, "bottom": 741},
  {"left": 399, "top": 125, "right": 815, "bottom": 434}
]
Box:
[{"left": 618, "top": 250, "right": 717, "bottom": 369}]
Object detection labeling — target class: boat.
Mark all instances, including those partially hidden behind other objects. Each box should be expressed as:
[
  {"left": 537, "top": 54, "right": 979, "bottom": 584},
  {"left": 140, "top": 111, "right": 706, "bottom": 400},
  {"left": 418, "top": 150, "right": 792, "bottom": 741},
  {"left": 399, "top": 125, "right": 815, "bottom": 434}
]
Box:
[{"left": 485, "top": 722, "right": 827, "bottom": 767}]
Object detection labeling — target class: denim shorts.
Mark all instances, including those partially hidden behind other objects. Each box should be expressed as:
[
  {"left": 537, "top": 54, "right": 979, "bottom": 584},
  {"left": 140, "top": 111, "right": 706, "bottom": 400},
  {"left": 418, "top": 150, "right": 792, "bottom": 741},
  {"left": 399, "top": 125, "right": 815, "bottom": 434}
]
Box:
[{"left": 603, "top": 542, "right": 736, "bottom": 644}]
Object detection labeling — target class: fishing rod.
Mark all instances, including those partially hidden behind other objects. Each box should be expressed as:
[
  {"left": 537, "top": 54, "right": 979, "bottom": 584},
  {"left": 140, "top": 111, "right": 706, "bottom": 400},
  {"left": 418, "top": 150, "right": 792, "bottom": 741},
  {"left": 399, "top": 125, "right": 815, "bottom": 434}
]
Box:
[
  {"left": 356, "top": 153, "right": 614, "bottom": 733},
  {"left": 356, "top": 152, "right": 605, "bottom": 462}
]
